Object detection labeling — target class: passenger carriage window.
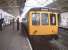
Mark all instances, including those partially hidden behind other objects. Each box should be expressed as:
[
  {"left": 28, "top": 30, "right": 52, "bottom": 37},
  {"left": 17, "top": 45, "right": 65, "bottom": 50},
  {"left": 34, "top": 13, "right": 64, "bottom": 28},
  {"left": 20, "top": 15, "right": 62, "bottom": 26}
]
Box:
[
  {"left": 50, "top": 14, "right": 56, "bottom": 25},
  {"left": 32, "top": 13, "right": 40, "bottom": 25},
  {"left": 41, "top": 13, "right": 48, "bottom": 25}
]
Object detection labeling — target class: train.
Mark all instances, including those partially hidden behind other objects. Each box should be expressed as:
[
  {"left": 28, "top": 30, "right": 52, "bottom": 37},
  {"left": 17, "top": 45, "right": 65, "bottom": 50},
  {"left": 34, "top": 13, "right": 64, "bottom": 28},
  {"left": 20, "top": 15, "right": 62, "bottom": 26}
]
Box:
[{"left": 22, "top": 7, "right": 59, "bottom": 40}]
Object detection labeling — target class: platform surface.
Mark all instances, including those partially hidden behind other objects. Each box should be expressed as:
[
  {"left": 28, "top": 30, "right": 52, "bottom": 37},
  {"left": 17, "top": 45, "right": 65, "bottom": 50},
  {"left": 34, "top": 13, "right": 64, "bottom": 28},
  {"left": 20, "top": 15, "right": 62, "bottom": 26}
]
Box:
[{"left": 0, "top": 23, "right": 32, "bottom": 50}]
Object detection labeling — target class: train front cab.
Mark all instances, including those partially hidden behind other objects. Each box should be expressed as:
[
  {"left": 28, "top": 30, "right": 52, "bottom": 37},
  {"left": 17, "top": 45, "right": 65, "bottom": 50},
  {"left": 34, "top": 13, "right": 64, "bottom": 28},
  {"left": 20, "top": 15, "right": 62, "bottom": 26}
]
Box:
[{"left": 28, "top": 10, "right": 58, "bottom": 40}]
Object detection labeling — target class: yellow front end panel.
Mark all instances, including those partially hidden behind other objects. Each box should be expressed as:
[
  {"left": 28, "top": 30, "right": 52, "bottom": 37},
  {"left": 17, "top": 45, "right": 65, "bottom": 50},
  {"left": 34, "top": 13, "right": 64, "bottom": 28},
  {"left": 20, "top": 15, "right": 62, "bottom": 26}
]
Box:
[
  {"left": 29, "top": 26, "right": 58, "bottom": 35},
  {"left": 28, "top": 11, "right": 58, "bottom": 36}
]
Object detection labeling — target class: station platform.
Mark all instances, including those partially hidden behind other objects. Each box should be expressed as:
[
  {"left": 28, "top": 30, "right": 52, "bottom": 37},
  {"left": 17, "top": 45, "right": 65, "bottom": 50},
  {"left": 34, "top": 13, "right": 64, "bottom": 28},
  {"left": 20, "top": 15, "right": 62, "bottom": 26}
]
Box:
[{"left": 0, "top": 23, "right": 32, "bottom": 50}]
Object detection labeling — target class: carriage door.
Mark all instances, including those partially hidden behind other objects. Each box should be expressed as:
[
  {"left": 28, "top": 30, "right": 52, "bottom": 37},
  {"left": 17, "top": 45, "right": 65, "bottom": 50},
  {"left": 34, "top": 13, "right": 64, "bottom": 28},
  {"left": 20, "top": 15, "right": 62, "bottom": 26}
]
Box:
[
  {"left": 41, "top": 13, "right": 50, "bottom": 34},
  {"left": 50, "top": 14, "right": 58, "bottom": 34}
]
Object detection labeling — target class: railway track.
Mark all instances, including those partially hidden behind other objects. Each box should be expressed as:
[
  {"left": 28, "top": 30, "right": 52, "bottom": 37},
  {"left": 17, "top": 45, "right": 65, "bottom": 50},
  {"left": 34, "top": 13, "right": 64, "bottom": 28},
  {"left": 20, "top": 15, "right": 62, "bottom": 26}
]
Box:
[
  {"left": 30, "top": 39, "right": 68, "bottom": 50},
  {"left": 31, "top": 41, "right": 57, "bottom": 50}
]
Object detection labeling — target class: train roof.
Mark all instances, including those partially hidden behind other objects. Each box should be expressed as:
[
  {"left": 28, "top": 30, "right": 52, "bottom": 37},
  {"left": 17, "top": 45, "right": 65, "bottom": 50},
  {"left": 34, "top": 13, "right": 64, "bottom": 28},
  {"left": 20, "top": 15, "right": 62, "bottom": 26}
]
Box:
[
  {"left": 29, "top": 7, "right": 60, "bottom": 13},
  {"left": 21, "top": 7, "right": 60, "bottom": 19}
]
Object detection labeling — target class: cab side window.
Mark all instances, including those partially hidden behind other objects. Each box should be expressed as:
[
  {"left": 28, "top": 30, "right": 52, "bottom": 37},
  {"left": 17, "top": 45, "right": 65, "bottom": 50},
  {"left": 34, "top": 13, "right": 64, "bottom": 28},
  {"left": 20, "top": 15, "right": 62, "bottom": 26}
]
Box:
[
  {"left": 41, "top": 13, "right": 48, "bottom": 25},
  {"left": 32, "top": 13, "right": 40, "bottom": 25}
]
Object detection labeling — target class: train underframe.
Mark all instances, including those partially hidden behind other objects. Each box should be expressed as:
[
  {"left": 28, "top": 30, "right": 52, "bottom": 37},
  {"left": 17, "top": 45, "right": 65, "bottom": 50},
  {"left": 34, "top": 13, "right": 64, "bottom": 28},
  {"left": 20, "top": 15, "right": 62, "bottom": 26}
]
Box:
[{"left": 29, "top": 35, "right": 58, "bottom": 42}]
